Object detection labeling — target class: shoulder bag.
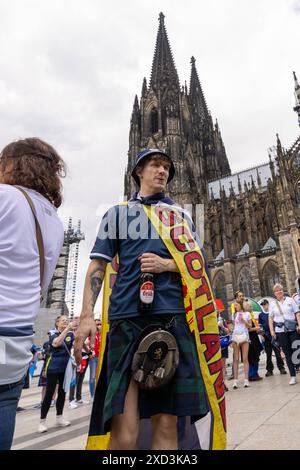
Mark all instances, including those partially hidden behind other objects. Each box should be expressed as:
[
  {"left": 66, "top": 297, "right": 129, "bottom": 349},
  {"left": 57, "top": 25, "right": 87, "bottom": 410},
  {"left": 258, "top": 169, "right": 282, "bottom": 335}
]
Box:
[
  {"left": 275, "top": 300, "right": 298, "bottom": 332},
  {"left": 231, "top": 312, "right": 249, "bottom": 344}
]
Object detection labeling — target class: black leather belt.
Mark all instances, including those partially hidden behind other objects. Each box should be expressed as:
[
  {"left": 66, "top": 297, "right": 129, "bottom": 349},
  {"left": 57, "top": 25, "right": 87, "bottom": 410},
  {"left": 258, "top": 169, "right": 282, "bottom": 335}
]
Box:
[{"left": 0, "top": 376, "right": 25, "bottom": 393}]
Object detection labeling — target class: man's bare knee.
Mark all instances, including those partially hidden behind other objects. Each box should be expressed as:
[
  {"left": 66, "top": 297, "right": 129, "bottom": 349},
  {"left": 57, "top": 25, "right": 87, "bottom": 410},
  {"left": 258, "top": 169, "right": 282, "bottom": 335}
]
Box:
[
  {"left": 110, "top": 425, "right": 138, "bottom": 449},
  {"left": 151, "top": 414, "right": 178, "bottom": 450},
  {"left": 109, "top": 415, "right": 139, "bottom": 450},
  {"left": 108, "top": 380, "right": 139, "bottom": 450},
  {"left": 152, "top": 414, "right": 177, "bottom": 438}
]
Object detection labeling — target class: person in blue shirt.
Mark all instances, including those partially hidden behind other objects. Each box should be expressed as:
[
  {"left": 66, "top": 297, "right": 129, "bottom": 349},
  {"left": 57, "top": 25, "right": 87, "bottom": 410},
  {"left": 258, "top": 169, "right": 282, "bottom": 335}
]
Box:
[
  {"left": 74, "top": 149, "right": 210, "bottom": 450},
  {"left": 258, "top": 299, "right": 286, "bottom": 377},
  {"left": 38, "top": 315, "right": 77, "bottom": 433}
]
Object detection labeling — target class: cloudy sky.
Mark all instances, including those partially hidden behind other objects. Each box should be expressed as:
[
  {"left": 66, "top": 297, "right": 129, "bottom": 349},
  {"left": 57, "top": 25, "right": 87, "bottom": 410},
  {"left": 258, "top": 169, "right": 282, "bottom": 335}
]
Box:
[{"left": 0, "top": 0, "right": 299, "bottom": 314}]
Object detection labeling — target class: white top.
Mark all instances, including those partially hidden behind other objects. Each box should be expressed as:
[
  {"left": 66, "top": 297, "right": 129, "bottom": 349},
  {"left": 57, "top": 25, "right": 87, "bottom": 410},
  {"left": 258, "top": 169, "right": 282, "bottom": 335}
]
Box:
[
  {"left": 0, "top": 184, "right": 64, "bottom": 384},
  {"left": 232, "top": 311, "right": 251, "bottom": 334},
  {"left": 269, "top": 297, "right": 300, "bottom": 333}
]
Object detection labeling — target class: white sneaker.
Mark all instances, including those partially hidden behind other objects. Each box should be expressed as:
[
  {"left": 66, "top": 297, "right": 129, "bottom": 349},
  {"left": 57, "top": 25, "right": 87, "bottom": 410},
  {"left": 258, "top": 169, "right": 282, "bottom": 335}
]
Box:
[
  {"left": 233, "top": 381, "right": 238, "bottom": 390},
  {"left": 289, "top": 377, "right": 297, "bottom": 385},
  {"left": 69, "top": 400, "right": 78, "bottom": 409},
  {"left": 76, "top": 399, "right": 90, "bottom": 405},
  {"left": 38, "top": 421, "right": 48, "bottom": 433},
  {"left": 244, "top": 380, "right": 249, "bottom": 388},
  {"left": 56, "top": 416, "right": 71, "bottom": 427}
]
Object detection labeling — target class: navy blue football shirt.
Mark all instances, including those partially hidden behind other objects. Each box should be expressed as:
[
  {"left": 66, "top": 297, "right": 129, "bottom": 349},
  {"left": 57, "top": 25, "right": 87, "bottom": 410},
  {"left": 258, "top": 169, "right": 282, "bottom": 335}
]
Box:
[
  {"left": 47, "top": 330, "right": 74, "bottom": 373},
  {"left": 90, "top": 193, "right": 203, "bottom": 321}
]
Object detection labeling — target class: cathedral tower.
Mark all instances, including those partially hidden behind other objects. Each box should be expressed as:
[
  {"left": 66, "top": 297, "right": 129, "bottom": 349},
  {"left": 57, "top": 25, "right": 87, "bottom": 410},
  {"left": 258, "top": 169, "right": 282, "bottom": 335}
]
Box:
[{"left": 124, "top": 13, "right": 231, "bottom": 206}]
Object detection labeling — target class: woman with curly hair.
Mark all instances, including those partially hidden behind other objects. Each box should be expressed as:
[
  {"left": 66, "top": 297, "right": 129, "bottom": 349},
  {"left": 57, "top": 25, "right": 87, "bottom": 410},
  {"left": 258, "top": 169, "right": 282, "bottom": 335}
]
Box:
[{"left": 0, "top": 137, "right": 66, "bottom": 450}]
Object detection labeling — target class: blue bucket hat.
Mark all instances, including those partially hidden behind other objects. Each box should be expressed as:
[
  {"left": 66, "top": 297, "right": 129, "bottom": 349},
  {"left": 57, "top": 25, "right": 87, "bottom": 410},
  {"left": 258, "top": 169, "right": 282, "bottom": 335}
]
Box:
[{"left": 131, "top": 148, "right": 175, "bottom": 186}]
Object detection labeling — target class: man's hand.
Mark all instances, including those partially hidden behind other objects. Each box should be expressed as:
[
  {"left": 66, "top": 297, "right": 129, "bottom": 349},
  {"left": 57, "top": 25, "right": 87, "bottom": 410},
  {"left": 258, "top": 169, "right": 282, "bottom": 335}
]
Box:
[
  {"left": 139, "top": 253, "right": 178, "bottom": 273},
  {"left": 74, "top": 317, "right": 97, "bottom": 366}
]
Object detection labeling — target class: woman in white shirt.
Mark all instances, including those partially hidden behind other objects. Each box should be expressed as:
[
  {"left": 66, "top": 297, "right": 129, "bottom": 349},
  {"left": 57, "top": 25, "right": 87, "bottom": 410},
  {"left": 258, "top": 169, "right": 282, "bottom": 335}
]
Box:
[
  {"left": 0, "top": 138, "right": 65, "bottom": 450},
  {"left": 231, "top": 302, "right": 252, "bottom": 389},
  {"left": 269, "top": 283, "right": 300, "bottom": 385}
]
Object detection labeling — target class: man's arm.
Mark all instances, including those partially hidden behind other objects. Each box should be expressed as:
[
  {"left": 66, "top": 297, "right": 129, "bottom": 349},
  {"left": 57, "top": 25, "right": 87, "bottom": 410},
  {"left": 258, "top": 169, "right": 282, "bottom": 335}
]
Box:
[
  {"left": 268, "top": 313, "right": 276, "bottom": 338},
  {"left": 52, "top": 322, "right": 77, "bottom": 348},
  {"left": 74, "top": 259, "right": 107, "bottom": 365}
]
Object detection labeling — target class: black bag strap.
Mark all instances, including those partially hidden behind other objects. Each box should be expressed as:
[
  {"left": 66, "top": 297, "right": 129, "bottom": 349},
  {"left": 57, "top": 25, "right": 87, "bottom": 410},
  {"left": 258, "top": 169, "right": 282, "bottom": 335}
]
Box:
[
  {"left": 62, "top": 336, "right": 73, "bottom": 358},
  {"left": 15, "top": 187, "right": 45, "bottom": 287}
]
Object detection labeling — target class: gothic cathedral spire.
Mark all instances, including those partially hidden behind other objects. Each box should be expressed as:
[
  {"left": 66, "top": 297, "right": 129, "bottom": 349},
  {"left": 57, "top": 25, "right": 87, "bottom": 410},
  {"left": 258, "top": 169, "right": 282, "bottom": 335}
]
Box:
[
  {"left": 189, "top": 56, "right": 209, "bottom": 121},
  {"left": 293, "top": 71, "right": 300, "bottom": 127},
  {"left": 125, "top": 13, "right": 231, "bottom": 203},
  {"left": 150, "top": 12, "right": 180, "bottom": 93}
]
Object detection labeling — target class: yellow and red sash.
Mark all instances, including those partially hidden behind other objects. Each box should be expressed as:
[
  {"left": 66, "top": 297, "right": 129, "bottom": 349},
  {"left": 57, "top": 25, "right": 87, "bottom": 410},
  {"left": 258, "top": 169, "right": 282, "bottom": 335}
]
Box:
[{"left": 86, "top": 203, "right": 226, "bottom": 450}]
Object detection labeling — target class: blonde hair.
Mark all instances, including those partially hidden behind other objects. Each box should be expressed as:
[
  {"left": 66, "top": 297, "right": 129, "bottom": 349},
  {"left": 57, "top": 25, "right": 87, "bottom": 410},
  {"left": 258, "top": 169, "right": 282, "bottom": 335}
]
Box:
[
  {"left": 273, "top": 283, "right": 283, "bottom": 292},
  {"left": 234, "top": 302, "right": 242, "bottom": 313},
  {"left": 243, "top": 302, "right": 251, "bottom": 312}
]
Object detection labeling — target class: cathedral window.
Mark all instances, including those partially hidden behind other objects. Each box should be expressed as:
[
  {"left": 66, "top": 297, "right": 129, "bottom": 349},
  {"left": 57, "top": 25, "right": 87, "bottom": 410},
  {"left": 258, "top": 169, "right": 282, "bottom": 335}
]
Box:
[
  {"left": 151, "top": 108, "right": 159, "bottom": 133},
  {"left": 262, "top": 260, "right": 280, "bottom": 296},
  {"left": 213, "top": 271, "right": 227, "bottom": 310},
  {"left": 237, "top": 266, "right": 253, "bottom": 298}
]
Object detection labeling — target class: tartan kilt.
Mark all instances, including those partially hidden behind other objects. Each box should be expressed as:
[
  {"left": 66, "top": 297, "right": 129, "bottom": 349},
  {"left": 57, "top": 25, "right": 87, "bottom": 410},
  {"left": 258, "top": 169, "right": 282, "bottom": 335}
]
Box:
[{"left": 89, "top": 313, "right": 209, "bottom": 436}]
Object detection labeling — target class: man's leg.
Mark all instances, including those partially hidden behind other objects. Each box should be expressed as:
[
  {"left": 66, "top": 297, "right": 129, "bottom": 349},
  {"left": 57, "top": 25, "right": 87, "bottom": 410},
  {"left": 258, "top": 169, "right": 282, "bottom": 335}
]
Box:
[
  {"left": 277, "top": 333, "right": 296, "bottom": 377},
  {"left": 89, "top": 358, "right": 98, "bottom": 398},
  {"left": 0, "top": 380, "right": 24, "bottom": 450},
  {"left": 108, "top": 379, "right": 139, "bottom": 450},
  {"left": 151, "top": 413, "right": 178, "bottom": 450},
  {"left": 76, "top": 369, "right": 86, "bottom": 402},
  {"left": 264, "top": 336, "right": 274, "bottom": 374},
  {"left": 69, "top": 371, "right": 79, "bottom": 403},
  {"left": 272, "top": 343, "right": 285, "bottom": 371}
]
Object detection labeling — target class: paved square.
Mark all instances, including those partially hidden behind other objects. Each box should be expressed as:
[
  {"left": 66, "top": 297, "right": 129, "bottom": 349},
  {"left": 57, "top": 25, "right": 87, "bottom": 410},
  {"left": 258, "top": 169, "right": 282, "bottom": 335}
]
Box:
[{"left": 12, "top": 354, "right": 300, "bottom": 450}]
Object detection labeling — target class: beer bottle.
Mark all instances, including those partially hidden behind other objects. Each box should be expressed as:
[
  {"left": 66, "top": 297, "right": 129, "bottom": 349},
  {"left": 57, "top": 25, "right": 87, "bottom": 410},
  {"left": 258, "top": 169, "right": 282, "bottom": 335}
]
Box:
[{"left": 139, "top": 272, "right": 154, "bottom": 312}]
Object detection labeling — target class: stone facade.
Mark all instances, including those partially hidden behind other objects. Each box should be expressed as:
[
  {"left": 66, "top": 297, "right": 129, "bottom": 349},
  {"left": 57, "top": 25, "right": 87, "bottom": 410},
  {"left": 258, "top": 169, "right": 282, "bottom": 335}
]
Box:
[
  {"left": 34, "top": 307, "right": 60, "bottom": 347},
  {"left": 124, "top": 13, "right": 300, "bottom": 310}
]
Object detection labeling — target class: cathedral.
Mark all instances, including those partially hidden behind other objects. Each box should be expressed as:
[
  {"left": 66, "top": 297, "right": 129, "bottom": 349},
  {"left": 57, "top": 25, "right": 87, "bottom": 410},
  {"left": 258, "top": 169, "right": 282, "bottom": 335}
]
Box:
[{"left": 124, "top": 13, "right": 300, "bottom": 309}]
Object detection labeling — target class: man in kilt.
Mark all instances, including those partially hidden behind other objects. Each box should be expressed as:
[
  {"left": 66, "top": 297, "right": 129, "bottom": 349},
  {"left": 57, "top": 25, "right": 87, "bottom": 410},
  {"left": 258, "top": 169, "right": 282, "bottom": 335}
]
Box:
[{"left": 74, "top": 149, "right": 211, "bottom": 450}]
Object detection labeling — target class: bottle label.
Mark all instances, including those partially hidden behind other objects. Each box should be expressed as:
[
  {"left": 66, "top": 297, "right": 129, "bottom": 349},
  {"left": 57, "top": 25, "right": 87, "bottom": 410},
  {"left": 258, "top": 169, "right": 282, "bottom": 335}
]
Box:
[{"left": 140, "top": 281, "right": 154, "bottom": 304}]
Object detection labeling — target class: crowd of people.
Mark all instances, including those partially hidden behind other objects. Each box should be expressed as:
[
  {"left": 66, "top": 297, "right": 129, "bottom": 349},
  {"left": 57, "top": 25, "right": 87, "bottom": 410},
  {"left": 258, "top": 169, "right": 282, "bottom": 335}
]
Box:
[
  {"left": 37, "top": 315, "right": 101, "bottom": 432},
  {"left": 1, "top": 137, "right": 300, "bottom": 451},
  {"left": 12, "top": 314, "right": 101, "bottom": 430},
  {"left": 218, "top": 285, "right": 300, "bottom": 390}
]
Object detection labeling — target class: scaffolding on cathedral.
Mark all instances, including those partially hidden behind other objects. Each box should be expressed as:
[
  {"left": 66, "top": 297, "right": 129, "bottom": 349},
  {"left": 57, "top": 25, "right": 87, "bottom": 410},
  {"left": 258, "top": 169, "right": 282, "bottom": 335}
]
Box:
[{"left": 44, "top": 218, "right": 85, "bottom": 318}]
